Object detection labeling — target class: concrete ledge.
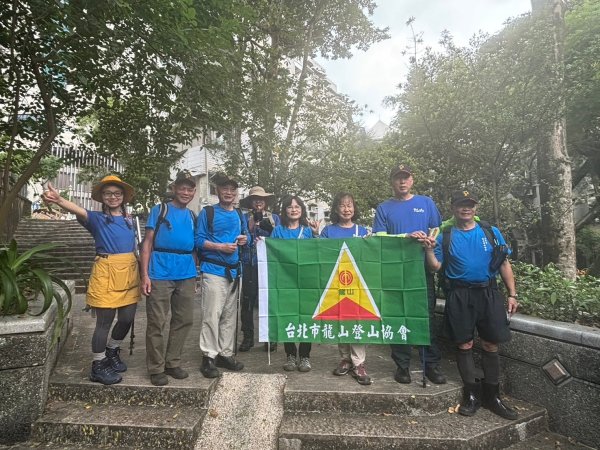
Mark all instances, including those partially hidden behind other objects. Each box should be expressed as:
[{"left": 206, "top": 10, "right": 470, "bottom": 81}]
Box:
[
  {"left": 0, "top": 280, "right": 74, "bottom": 444},
  {"left": 0, "top": 280, "right": 75, "bottom": 335},
  {"left": 434, "top": 298, "right": 599, "bottom": 448}
]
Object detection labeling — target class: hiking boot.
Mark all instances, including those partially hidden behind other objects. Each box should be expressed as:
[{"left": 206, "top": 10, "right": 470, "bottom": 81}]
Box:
[
  {"left": 333, "top": 359, "right": 352, "bottom": 376},
  {"left": 165, "top": 367, "right": 189, "bottom": 379},
  {"left": 264, "top": 342, "right": 277, "bottom": 352},
  {"left": 239, "top": 334, "right": 254, "bottom": 352},
  {"left": 150, "top": 372, "right": 168, "bottom": 386},
  {"left": 200, "top": 356, "right": 220, "bottom": 378},
  {"left": 105, "top": 347, "right": 127, "bottom": 373},
  {"left": 458, "top": 382, "right": 481, "bottom": 416},
  {"left": 425, "top": 364, "right": 447, "bottom": 384},
  {"left": 215, "top": 355, "right": 244, "bottom": 371},
  {"left": 297, "top": 357, "right": 312, "bottom": 372},
  {"left": 283, "top": 354, "right": 297, "bottom": 371},
  {"left": 351, "top": 364, "right": 372, "bottom": 385},
  {"left": 394, "top": 366, "right": 411, "bottom": 384},
  {"left": 482, "top": 383, "right": 518, "bottom": 420},
  {"left": 90, "top": 358, "right": 122, "bottom": 385}
]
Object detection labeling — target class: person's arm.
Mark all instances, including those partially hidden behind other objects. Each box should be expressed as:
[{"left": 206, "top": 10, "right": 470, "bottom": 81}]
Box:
[
  {"left": 499, "top": 259, "right": 518, "bottom": 314},
  {"left": 139, "top": 229, "right": 154, "bottom": 296},
  {"left": 372, "top": 204, "right": 386, "bottom": 233},
  {"left": 424, "top": 237, "right": 442, "bottom": 273},
  {"left": 42, "top": 182, "right": 87, "bottom": 222}
]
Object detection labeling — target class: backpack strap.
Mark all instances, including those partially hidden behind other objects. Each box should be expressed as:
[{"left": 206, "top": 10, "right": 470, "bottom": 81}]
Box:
[
  {"left": 441, "top": 227, "right": 452, "bottom": 273},
  {"left": 477, "top": 220, "right": 498, "bottom": 248},
  {"left": 205, "top": 205, "right": 245, "bottom": 236},
  {"left": 152, "top": 203, "right": 170, "bottom": 249},
  {"left": 205, "top": 205, "right": 215, "bottom": 234}
]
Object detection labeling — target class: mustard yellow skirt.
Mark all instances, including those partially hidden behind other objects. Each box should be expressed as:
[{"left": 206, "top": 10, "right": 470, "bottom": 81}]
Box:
[{"left": 87, "top": 253, "right": 141, "bottom": 308}]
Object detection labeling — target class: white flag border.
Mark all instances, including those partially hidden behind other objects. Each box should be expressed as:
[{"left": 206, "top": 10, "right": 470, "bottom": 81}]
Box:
[{"left": 257, "top": 239, "right": 269, "bottom": 342}]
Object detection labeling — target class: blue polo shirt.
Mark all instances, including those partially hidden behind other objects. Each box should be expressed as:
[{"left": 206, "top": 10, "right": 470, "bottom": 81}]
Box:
[
  {"left": 79, "top": 211, "right": 136, "bottom": 254},
  {"left": 434, "top": 224, "right": 511, "bottom": 283},
  {"left": 373, "top": 195, "right": 441, "bottom": 234},
  {"left": 146, "top": 203, "right": 197, "bottom": 281},
  {"left": 320, "top": 223, "right": 369, "bottom": 238},
  {"left": 195, "top": 204, "right": 249, "bottom": 279}
]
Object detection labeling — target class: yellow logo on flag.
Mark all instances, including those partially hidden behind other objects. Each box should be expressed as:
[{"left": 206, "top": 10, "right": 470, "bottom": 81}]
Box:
[{"left": 312, "top": 242, "right": 381, "bottom": 321}]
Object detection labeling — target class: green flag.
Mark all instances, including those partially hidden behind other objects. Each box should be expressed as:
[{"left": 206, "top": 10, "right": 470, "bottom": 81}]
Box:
[{"left": 257, "top": 236, "right": 430, "bottom": 345}]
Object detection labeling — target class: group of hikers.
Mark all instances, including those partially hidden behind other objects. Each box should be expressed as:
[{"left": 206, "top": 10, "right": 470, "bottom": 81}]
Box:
[{"left": 41, "top": 162, "right": 519, "bottom": 420}]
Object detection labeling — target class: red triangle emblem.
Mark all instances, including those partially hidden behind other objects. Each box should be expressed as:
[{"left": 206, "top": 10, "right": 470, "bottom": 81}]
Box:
[{"left": 314, "top": 297, "right": 382, "bottom": 321}]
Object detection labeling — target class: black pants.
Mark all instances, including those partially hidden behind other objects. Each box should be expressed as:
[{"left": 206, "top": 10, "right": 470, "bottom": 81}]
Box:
[
  {"left": 241, "top": 264, "right": 258, "bottom": 336},
  {"left": 284, "top": 342, "right": 312, "bottom": 358},
  {"left": 390, "top": 271, "right": 441, "bottom": 368},
  {"left": 91, "top": 303, "right": 137, "bottom": 353}
]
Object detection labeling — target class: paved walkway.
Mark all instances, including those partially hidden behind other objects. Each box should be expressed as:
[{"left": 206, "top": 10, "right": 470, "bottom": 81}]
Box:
[{"left": 54, "top": 293, "right": 462, "bottom": 396}]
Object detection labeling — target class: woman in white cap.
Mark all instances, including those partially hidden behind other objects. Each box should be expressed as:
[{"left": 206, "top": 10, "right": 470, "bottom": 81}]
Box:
[
  {"left": 239, "top": 186, "right": 280, "bottom": 352},
  {"left": 42, "top": 175, "right": 140, "bottom": 385}
]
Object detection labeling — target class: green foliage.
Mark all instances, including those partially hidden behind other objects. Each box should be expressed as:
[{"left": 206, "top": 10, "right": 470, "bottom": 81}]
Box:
[
  {"left": 0, "top": 240, "right": 73, "bottom": 345},
  {"left": 565, "top": 0, "right": 600, "bottom": 164},
  {"left": 218, "top": 0, "right": 388, "bottom": 202},
  {"left": 512, "top": 261, "right": 600, "bottom": 327}
]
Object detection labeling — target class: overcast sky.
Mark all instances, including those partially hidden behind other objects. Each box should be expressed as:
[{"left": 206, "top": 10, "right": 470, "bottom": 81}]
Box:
[{"left": 317, "top": 0, "right": 532, "bottom": 129}]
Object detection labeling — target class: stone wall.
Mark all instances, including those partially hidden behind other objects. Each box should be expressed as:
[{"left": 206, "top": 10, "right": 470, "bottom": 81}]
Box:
[
  {"left": 434, "top": 300, "right": 600, "bottom": 448},
  {"left": 0, "top": 280, "right": 74, "bottom": 444}
]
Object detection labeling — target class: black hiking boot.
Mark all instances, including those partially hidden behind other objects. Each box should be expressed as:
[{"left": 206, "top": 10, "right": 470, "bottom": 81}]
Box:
[
  {"left": 105, "top": 346, "right": 127, "bottom": 373},
  {"left": 200, "top": 356, "right": 220, "bottom": 378},
  {"left": 90, "top": 358, "right": 122, "bottom": 385}
]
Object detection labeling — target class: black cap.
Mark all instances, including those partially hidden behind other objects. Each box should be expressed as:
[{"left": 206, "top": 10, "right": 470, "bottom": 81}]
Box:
[
  {"left": 390, "top": 163, "right": 413, "bottom": 178},
  {"left": 173, "top": 170, "right": 196, "bottom": 187},
  {"left": 211, "top": 172, "right": 239, "bottom": 188},
  {"left": 451, "top": 189, "right": 479, "bottom": 205}
]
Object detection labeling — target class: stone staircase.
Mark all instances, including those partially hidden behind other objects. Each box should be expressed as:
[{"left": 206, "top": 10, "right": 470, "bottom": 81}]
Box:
[
  {"left": 13, "top": 218, "right": 144, "bottom": 294},
  {"left": 6, "top": 294, "right": 592, "bottom": 450}
]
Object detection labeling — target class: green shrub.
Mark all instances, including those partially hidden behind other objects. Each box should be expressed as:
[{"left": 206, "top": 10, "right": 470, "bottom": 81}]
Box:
[
  {"left": 512, "top": 261, "right": 600, "bottom": 328},
  {"left": 0, "top": 240, "right": 73, "bottom": 345}
]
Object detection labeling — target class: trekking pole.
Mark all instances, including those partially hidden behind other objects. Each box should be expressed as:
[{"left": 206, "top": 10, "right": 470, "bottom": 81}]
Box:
[
  {"left": 129, "top": 317, "right": 135, "bottom": 355},
  {"left": 234, "top": 273, "right": 242, "bottom": 357},
  {"left": 421, "top": 346, "right": 427, "bottom": 388}
]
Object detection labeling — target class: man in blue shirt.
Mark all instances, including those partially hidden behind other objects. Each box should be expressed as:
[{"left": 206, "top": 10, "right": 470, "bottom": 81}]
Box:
[
  {"left": 373, "top": 163, "right": 447, "bottom": 385},
  {"left": 238, "top": 186, "right": 280, "bottom": 352},
  {"left": 195, "top": 173, "right": 249, "bottom": 378},
  {"left": 423, "top": 189, "right": 518, "bottom": 420},
  {"left": 140, "top": 171, "right": 198, "bottom": 386}
]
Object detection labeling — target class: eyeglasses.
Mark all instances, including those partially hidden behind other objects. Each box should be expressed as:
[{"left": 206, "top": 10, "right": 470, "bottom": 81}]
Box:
[{"left": 103, "top": 191, "right": 123, "bottom": 198}]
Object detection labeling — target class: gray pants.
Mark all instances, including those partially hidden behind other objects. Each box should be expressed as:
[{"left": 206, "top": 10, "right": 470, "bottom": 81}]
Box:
[
  {"left": 145, "top": 278, "right": 195, "bottom": 375},
  {"left": 338, "top": 344, "right": 366, "bottom": 367},
  {"left": 199, "top": 273, "right": 239, "bottom": 359}
]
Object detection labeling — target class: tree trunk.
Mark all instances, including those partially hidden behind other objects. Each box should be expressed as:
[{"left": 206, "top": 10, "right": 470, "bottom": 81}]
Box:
[{"left": 532, "top": 0, "right": 577, "bottom": 279}]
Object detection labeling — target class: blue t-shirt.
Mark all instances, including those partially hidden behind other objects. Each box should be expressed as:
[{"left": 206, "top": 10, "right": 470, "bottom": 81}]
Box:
[
  {"left": 242, "top": 211, "right": 281, "bottom": 266},
  {"left": 79, "top": 211, "right": 136, "bottom": 254},
  {"left": 434, "top": 224, "right": 511, "bottom": 283},
  {"left": 271, "top": 225, "right": 313, "bottom": 240},
  {"left": 146, "top": 203, "right": 197, "bottom": 281},
  {"left": 195, "top": 204, "right": 249, "bottom": 279},
  {"left": 320, "top": 223, "right": 369, "bottom": 238},
  {"left": 373, "top": 195, "right": 442, "bottom": 234}
]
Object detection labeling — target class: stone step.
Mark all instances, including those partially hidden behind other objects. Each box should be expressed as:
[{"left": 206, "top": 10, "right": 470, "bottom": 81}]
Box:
[
  {"left": 504, "top": 431, "right": 595, "bottom": 450},
  {"left": 285, "top": 383, "right": 462, "bottom": 415},
  {"left": 31, "top": 400, "right": 204, "bottom": 449},
  {"left": 48, "top": 378, "right": 213, "bottom": 408},
  {"left": 279, "top": 398, "right": 547, "bottom": 450}
]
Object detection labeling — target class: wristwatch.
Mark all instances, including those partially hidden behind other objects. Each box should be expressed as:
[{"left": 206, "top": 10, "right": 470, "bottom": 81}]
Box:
[{"left": 508, "top": 294, "right": 518, "bottom": 299}]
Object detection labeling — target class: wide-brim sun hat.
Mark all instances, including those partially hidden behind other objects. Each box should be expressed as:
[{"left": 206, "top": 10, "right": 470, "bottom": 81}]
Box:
[
  {"left": 91, "top": 175, "right": 135, "bottom": 204},
  {"left": 239, "top": 185, "right": 275, "bottom": 209}
]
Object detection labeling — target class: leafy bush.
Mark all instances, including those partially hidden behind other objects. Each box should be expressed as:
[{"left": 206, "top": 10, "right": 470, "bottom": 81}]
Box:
[
  {"left": 512, "top": 261, "right": 600, "bottom": 328},
  {"left": 0, "top": 240, "right": 73, "bottom": 344}
]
